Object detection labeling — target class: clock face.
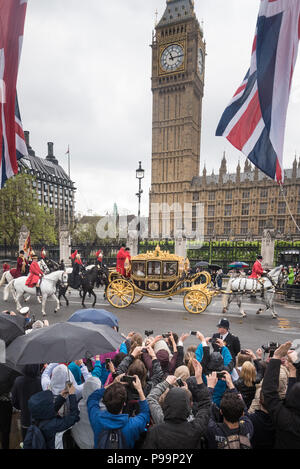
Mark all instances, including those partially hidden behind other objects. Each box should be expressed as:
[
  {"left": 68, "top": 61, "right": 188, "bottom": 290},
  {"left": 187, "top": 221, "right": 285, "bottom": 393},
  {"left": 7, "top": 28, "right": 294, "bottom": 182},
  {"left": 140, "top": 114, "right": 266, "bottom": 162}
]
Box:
[
  {"left": 160, "top": 44, "right": 184, "bottom": 72},
  {"left": 198, "top": 47, "right": 204, "bottom": 75}
]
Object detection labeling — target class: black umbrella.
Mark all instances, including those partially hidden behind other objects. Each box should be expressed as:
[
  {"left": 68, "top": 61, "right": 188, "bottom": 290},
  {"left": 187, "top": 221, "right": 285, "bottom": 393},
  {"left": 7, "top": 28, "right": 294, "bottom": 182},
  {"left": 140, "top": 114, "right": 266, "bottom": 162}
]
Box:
[
  {"left": 194, "top": 261, "right": 209, "bottom": 268},
  {"left": 209, "top": 264, "right": 222, "bottom": 270},
  {"left": 5, "top": 322, "right": 124, "bottom": 366},
  {"left": 0, "top": 313, "right": 25, "bottom": 346}
]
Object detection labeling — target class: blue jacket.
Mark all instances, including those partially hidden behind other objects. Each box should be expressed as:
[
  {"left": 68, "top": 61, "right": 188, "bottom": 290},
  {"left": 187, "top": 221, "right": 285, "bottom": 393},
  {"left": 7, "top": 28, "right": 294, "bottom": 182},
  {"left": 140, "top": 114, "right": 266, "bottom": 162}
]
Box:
[
  {"left": 195, "top": 344, "right": 233, "bottom": 407},
  {"left": 87, "top": 388, "right": 150, "bottom": 449},
  {"left": 27, "top": 390, "right": 80, "bottom": 449}
]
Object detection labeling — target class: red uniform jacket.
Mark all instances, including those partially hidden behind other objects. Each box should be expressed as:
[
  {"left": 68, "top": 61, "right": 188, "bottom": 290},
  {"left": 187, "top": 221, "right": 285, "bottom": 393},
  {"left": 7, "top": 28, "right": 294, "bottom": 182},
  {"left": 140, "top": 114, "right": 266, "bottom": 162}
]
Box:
[
  {"left": 2, "top": 263, "right": 10, "bottom": 272},
  {"left": 96, "top": 250, "right": 103, "bottom": 263},
  {"left": 25, "top": 261, "right": 44, "bottom": 288},
  {"left": 249, "top": 260, "right": 264, "bottom": 279},
  {"left": 14, "top": 256, "right": 27, "bottom": 278},
  {"left": 116, "top": 248, "right": 126, "bottom": 276}
]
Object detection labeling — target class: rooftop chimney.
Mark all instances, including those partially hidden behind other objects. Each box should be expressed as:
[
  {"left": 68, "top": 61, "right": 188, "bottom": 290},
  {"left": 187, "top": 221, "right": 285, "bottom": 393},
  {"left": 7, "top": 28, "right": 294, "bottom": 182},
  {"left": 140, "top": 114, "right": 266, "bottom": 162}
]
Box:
[
  {"left": 46, "top": 142, "right": 58, "bottom": 165},
  {"left": 24, "top": 130, "right": 35, "bottom": 157}
]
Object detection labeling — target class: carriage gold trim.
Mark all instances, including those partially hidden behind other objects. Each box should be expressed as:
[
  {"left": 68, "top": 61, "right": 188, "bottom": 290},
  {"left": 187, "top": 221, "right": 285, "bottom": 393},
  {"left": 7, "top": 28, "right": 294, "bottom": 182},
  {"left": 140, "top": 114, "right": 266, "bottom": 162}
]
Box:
[{"left": 106, "top": 246, "right": 217, "bottom": 313}]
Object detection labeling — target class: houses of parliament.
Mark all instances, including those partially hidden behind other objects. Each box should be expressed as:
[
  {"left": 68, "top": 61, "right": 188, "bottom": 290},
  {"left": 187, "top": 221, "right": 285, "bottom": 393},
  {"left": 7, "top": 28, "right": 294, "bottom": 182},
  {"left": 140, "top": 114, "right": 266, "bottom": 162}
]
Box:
[{"left": 149, "top": 0, "right": 300, "bottom": 240}]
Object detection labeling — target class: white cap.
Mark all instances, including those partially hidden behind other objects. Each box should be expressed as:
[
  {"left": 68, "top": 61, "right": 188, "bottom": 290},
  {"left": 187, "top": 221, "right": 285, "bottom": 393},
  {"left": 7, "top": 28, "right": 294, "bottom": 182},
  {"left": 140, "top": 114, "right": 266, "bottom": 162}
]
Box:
[{"left": 20, "top": 306, "right": 30, "bottom": 315}]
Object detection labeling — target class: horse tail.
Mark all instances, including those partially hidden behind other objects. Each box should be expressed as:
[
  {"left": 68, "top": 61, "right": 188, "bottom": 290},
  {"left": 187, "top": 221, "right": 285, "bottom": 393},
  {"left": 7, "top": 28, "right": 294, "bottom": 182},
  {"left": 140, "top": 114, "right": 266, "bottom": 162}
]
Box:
[{"left": 3, "top": 279, "right": 14, "bottom": 301}]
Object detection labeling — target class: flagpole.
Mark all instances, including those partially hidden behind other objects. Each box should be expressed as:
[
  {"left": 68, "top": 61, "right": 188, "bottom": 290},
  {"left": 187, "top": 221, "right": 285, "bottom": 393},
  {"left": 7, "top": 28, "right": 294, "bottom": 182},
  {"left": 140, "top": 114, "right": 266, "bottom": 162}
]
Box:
[{"left": 68, "top": 147, "right": 70, "bottom": 179}]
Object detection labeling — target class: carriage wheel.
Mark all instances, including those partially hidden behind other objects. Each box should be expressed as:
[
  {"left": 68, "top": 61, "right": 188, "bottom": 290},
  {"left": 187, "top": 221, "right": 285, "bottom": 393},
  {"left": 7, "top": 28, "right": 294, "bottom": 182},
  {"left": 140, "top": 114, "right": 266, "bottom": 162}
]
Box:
[
  {"left": 183, "top": 290, "right": 208, "bottom": 314},
  {"left": 132, "top": 292, "right": 143, "bottom": 304},
  {"left": 106, "top": 279, "right": 135, "bottom": 308}
]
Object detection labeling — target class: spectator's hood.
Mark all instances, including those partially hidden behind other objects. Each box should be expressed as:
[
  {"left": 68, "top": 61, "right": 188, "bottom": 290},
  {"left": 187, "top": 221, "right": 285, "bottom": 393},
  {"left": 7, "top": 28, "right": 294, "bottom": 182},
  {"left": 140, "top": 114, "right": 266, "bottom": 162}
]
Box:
[
  {"left": 163, "top": 387, "right": 190, "bottom": 422},
  {"left": 28, "top": 390, "right": 57, "bottom": 420}
]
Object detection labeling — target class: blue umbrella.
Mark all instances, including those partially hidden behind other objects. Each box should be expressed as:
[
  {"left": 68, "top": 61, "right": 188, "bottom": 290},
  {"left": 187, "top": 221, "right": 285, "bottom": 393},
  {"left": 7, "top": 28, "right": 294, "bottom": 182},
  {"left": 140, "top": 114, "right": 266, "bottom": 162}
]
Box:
[{"left": 67, "top": 309, "right": 119, "bottom": 329}]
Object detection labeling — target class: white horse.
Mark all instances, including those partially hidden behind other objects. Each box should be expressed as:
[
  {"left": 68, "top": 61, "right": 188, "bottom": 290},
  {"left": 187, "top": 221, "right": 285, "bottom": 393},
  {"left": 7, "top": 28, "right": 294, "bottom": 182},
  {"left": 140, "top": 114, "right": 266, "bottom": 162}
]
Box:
[
  {"left": 222, "top": 266, "right": 284, "bottom": 319},
  {"left": 3, "top": 270, "right": 69, "bottom": 317},
  {"left": 0, "top": 259, "right": 49, "bottom": 287}
]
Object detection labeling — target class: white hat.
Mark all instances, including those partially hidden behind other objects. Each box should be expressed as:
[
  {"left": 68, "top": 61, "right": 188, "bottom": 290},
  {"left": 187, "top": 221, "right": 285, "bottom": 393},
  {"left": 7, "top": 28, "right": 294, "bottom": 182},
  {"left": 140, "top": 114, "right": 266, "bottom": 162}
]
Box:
[{"left": 20, "top": 306, "right": 30, "bottom": 315}]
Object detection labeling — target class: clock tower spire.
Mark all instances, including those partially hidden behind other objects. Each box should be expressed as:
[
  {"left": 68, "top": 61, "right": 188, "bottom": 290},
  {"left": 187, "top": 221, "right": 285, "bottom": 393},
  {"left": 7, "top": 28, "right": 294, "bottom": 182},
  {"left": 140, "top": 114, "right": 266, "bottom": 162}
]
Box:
[{"left": 149, "top": 0, "right": 205, "bottom": 238}]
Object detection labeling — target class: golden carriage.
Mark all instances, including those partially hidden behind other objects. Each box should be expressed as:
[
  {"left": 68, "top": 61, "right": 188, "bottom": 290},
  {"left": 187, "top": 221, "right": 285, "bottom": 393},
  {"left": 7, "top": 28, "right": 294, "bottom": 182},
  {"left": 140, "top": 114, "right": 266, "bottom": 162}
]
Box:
[{"left": 106, "top": 246, "right": 217, "bottom": 313}]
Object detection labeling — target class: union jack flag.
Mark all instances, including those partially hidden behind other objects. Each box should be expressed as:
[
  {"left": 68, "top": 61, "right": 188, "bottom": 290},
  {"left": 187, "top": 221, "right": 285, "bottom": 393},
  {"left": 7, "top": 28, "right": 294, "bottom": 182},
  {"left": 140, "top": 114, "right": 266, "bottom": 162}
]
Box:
[
  {"left": 0, "top": 0, "right": 28, "bottom": 188},
  {"left": 216, "top": 0, "right": 300, "bottom": 183}
]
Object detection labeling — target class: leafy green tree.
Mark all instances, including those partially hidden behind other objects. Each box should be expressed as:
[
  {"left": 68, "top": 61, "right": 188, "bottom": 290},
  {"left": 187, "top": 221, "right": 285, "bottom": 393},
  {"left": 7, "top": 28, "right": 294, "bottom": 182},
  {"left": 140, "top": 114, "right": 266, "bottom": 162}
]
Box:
[{"left": 0, "top": 173, "right": 57, "bottom": 248}]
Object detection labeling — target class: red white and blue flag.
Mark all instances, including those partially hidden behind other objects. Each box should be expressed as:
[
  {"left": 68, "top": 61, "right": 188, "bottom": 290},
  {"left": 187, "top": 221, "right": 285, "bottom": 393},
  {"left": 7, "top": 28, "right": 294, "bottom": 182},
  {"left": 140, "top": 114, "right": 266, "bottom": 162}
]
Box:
[
  {"left": 216, "top": 0, "right": 300, "bottom": 183},
  {"left": 0, "top": 0, "right": 28, "bottom": 188}
]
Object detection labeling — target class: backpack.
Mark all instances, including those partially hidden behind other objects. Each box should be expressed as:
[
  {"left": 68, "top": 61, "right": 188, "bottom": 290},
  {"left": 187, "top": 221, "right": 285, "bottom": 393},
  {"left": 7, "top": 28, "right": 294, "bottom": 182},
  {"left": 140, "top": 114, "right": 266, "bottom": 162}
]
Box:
[
  {"left": 23, "top": 422, "right": 48, "bottom": 449},
  {"left": 97, "top": 429, "right": 126, "bottom": 450},
  {"left": 217, "top": 423, "right": 252, "bottom": 450}
]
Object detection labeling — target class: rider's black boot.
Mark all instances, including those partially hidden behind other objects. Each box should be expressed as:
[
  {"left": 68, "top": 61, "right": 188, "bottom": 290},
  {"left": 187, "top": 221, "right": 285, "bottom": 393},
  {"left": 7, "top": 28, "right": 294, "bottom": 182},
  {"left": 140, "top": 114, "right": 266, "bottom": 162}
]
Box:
[{"left": 36, "top": 286, "right": 42, "bottom": 298}]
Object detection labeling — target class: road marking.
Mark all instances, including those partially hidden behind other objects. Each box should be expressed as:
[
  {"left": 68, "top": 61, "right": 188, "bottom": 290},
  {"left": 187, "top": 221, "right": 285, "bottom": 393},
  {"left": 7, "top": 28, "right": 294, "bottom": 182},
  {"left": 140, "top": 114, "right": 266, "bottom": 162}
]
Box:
[{"left": 150, "top": 307, "right": 242, "bottom": 318}]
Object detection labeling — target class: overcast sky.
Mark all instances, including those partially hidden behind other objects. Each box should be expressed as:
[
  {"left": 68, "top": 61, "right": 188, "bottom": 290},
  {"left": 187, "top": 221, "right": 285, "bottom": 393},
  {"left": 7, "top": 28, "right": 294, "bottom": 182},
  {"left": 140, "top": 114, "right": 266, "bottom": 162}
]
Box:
[{"left": 17, "top": 0, "right": 300, "bottom": 217}]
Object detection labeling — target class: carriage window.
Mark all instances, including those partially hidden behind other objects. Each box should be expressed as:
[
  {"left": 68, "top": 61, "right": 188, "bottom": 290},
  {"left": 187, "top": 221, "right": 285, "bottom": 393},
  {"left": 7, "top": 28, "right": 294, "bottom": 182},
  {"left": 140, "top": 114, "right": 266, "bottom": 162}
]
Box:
[
  {"left": 147, "top": 261, "right": 161, "bottom": 276},
  {"left": 132, "top": 262, "right": 145, "bottom": 278},
  {"left": 163, "top": 262, "right": 177, "bottom": 276}
]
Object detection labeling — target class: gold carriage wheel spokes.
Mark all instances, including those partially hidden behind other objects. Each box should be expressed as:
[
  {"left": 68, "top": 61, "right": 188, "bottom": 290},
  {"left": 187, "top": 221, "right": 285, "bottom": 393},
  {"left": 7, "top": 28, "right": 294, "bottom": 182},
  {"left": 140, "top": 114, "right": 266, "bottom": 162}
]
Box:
[
  {"left": 183, "top": 290, "right": 208, "bottom": 314},
  {"left": 132, "top": 292, "right": 143, "bottom": 304},
  {"left": 106, "top": 279, "right": 134, "bottom": 308}
]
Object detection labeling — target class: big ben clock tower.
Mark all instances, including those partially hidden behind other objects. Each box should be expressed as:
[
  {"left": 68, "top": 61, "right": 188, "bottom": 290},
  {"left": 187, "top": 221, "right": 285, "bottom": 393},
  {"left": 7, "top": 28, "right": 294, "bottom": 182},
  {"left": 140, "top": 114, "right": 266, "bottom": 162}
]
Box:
[{"left": 149, "top": 0, "right": 205, "bottom": 238}]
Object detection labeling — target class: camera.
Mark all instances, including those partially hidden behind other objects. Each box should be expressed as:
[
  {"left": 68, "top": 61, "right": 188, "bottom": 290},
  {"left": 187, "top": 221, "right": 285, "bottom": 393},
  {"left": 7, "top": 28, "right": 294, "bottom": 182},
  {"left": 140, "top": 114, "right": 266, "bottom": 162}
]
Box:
[
  {"left": 262, "top": 342, "right": 280, "bottom": 357},
  {"left": 176, "top": 378, "right": 184, "bottom": 387},
  {"left": 145, "top": 330, "right": 153, "bottom": 337},
  {"left": 216, "top": 372, "right": 225, "bottom": 379},
  {"left": 162, "top": 333, "right": 171, "bottom": 338},
  {"left": 190, "top": 331, "right": 197, "bottom": 336},
  {"left": 120, "top": 375, "right": 136, "bottom": 384}
]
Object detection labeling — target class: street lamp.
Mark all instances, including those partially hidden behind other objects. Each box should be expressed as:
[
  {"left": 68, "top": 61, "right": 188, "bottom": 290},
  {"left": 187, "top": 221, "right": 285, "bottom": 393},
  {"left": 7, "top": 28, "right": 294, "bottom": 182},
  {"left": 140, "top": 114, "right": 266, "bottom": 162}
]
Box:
[{"left": 136, "top": 161, "right": 145, "bottom": 254}]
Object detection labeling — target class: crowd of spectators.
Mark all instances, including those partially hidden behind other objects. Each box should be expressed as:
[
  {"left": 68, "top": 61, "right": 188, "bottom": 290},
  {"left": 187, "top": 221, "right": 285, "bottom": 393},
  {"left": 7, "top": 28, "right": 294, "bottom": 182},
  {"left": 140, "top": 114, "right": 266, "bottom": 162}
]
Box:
[{"left": 0, "top": 316, "right": 300, "bottom": 450}]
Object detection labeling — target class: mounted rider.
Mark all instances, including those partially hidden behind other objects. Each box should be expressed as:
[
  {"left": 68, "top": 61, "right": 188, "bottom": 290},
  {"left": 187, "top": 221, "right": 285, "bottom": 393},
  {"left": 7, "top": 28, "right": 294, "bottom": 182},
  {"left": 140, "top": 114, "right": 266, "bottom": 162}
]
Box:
[
  {"left": 13, "top": 250, "right": 28, "bottom": 278},
  {"left": 249, "top": 255, "right": 264, "bottom": 279},
  {"left": 25, "top": 253, "right": 44, "bottom": 298},
  {"left": 70, "top": 252, "right": 85, "bottom": 289},
  {"left": 95, "top": 249, "right": 103, "bottom": 266}
]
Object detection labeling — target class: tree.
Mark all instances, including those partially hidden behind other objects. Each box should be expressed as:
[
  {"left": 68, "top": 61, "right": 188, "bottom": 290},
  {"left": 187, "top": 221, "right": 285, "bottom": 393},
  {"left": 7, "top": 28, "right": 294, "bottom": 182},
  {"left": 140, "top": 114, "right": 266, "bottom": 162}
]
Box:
[{"left": 0, "top": 173, "right": 57, "bottom": 248}]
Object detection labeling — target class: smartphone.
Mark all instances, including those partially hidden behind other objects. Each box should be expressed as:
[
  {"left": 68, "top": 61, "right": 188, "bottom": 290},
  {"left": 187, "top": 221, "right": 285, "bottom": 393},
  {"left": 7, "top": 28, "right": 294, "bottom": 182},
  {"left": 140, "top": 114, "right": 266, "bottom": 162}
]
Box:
[
  {"left": 142, "top": 348, "right": 148, "bottom": 353},
  {"left": 162, "top": 333, "right": 170, "bottom": 338},
  {"left": 120, "top": 376, "right": 136, "bottom": 384},
  {"left": 105, "top": 358, "right": 112, "bottom": 369},
  {"left": 190, "top": 331, "right": 197, "bottom": 336},
  {"left": 176, "top": 378, "right": 184, "bottom": 387},
  {"left": 216, "top": 372, "right": 225, "bottom": 379}
]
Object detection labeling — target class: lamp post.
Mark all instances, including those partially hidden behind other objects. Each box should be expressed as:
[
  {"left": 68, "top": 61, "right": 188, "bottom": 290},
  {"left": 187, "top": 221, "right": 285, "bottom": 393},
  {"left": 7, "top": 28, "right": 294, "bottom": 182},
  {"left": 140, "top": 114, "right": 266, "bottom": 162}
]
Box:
[{"left": 136, "top": 161, "right": 145, "bottom": 254}]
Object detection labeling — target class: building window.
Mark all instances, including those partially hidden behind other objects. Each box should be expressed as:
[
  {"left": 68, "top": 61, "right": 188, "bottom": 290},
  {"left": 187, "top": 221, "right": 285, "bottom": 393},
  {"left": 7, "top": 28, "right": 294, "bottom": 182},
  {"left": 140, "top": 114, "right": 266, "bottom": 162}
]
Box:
[
  {"left": 259, "top": 203, "right": 268, "bottom": 215},
  {"left": 193, "top": 192, "right": 199, "bottom": 202},
  {"left": 192, "top": 205, "right": 197, "bottom": 218},
  {"left": 297, "top": 201, "right": 300, "bottom": 214},
  {"left": 208, "top": 205, "right": 215, "bottom": 217},
  {"left": 242, "top": 203, "right": 249, "bottom": 215},
  {"left": 225, "top": 191, "right": 232, "bottom": 200},
  {"left": 260, "top": 188, "right": 268, "bottom": 198},
  {"left": 242, "top": 190, "right": 250, "bottom": 199},
  {"left": 241, "top": 220, "right": 248, "bottom": 235},
  {"left": 224, "top": 204, "right": 232, "bottom": 216},
  {"left": 277, "top": 219, "right": 285, "bottom": 233},
  {"left": 258, "top": 219, "right": 266, "bottom": 234},
  {"left": 208, "top": 192, "right": 215, "bottom": 201},
  {"left": 207, "top": 221, "right": 214, "bottom": 235},
  {"left": 224, "top": 221, "right": 231, "bottom": 235},
  {"left": 278, "top": 202, "right": 286, "bottom": 214}
]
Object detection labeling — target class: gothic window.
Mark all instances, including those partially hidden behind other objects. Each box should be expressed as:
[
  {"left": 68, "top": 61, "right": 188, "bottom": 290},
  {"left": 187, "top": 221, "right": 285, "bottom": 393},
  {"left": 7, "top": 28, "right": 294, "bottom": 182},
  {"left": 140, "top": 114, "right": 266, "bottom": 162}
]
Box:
[
  {"left": 208, "top": 205, "right": 215, "bottom": 217},
  {"left": 241, "top": 220, "right": 248, "bottom": 235},
  {"left": 278, "top": 202, "right": 286, "bottom": 214},
  {"left": 224, "top": 204, "right": 232, "bottom": 216},
  {"left": 224, "top": 221, "right": 231, "bottom": 235},
  {"left": 208, "top": 192, "right": 215, "bottom": 201},
  {"left": 277, "top": 219, "right": 285, "bottom": 233},
  {"left": 260, "top": 188, "right": 268, "bottom": 198},
  {"left": 242, "top": 190, "right": 250, "bottom": 199},
  {"left": 225, "top": 191, "right": 232, "bottom": 200},
  {"left": 259, "top": 203, "right": 268, "bottom": 215},
  {"left": 258, "top": 219, "right": 266, "bottom": 234},
  {"left": 193, "top": 192, "right": 199, "bottom": 201},
  {"left": 207, "top": 221, "right": 214, "bottom": 235},
  {"left": 298, "top": 201, "right": 300, "bottom": 214},
  {"left": 242, "top": 203, "right": 249, "bottom": 215}
]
